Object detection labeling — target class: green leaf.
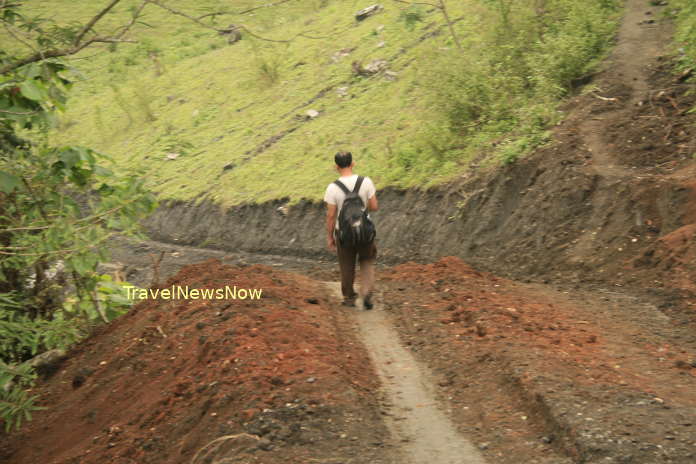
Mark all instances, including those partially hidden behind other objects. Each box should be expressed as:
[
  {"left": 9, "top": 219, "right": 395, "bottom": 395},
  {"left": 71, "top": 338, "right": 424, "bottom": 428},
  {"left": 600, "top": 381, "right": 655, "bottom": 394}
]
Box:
[
  {"left": 21, "top": 63, "right": 42, "bottom": 80},
  {"left": 0, "top": 171, "right": 22, "bottom": 193},
  {"left": 18, "top": 80, "right": 44, "bottom": 102},
  {"left": 59, "top": 148, "right": 81, "bottom": 170}
]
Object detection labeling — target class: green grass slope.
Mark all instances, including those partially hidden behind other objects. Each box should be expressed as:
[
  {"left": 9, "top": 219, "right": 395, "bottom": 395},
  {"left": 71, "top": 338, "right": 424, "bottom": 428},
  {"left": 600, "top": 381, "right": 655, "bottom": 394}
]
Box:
[{"left": 12, "top": 0, "right": 622, "bottom": 206}]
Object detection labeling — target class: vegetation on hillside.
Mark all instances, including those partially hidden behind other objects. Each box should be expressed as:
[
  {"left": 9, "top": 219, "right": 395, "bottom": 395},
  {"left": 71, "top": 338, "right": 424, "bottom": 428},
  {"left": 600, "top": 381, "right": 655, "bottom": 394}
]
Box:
[
  {"left": 672, "top": 0, "right": 696, "bottom": 78},
  {"left": 0, "top": 1, "right": 157, "bottom": 431},
  {"left": 13, "top": 0, "right": 623, "bottom": 205}
]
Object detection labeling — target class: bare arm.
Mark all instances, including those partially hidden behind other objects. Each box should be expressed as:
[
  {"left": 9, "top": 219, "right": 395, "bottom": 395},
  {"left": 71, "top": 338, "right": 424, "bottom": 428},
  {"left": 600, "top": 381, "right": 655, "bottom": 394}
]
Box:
[
  {"left": 326, "top": 203, "right": 337, "bottom": 251},
  {"left": 367, "top": 194, "right": 378, "bottom": 212}
]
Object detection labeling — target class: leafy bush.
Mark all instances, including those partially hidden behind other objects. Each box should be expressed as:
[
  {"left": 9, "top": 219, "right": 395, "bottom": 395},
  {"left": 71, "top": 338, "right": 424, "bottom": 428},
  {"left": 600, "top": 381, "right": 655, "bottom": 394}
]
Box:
[
  {"left": 0, "top": 3, "right": 156, "bottom": 432},
  {"left": 425, "top": 0, "right": 620, "bottom": 166},
  {"left": 0, "top": 360, "right": 42, "bottom": 432}
]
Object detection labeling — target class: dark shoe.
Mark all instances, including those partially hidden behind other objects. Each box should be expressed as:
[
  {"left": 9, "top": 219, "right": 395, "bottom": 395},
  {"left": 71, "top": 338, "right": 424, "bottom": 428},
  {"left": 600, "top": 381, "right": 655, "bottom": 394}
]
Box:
[
  {"left": 341, "top": 298, "right": 356, "bottom": 307},
  {"left": 363, "top": 294, "right": 374, "bottom": 310}
]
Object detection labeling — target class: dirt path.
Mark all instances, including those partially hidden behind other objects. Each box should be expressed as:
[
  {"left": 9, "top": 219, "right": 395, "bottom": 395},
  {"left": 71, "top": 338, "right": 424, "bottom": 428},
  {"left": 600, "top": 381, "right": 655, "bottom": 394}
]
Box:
[
  {"left": 326, "top": 283, "right": 486, "bottom": 464},
  {"left": 6, "top": 1, "right": 695, "bottom": 462},
  {"left": 579, "top": 0, "right": 673, "bottom": 178}
]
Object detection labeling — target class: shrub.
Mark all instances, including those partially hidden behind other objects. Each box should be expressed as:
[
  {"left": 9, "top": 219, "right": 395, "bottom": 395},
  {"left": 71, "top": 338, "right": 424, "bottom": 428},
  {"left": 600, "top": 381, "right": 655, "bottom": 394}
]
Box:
[
  {"left": 430, "top": 0, "right": 620, "bottom": 165},
  {"left": 399, "top": 6, "right": 425, "bottom": 30}
]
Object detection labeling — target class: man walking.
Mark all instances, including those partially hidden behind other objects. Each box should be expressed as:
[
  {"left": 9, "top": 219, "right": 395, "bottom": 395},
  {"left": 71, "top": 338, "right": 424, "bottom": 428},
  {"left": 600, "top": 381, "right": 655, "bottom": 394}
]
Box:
[{"left": 324, "top": 151, "right": 378, "bottom": 309}]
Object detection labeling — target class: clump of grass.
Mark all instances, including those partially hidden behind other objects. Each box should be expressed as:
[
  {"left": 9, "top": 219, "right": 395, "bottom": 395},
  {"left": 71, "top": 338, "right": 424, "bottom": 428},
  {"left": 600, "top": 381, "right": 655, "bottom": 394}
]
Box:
[
  {"left": 671, "top": 0, "right": 696, "bottom": 71},
  {"left": 398, "top": 6, "right": 425, "bottom": 30}
]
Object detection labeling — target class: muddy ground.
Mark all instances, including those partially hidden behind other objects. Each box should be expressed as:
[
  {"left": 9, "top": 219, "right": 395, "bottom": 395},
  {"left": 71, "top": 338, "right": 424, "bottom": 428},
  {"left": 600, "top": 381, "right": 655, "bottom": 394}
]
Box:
[{"left": 2, "top": 0, "right": 696, "bottom": 463}]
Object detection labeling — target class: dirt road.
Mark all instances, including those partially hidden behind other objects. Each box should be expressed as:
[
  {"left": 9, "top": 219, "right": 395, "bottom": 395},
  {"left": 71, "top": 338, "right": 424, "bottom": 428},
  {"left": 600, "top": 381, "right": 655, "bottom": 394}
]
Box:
[{"left": 2, "top": 0, "right": 696, "bottom": 462}]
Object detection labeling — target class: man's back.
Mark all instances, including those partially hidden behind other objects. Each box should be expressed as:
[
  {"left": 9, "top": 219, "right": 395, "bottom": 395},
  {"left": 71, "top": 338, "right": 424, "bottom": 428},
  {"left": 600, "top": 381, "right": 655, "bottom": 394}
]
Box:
[
  {"left": 324, "top": 151, "right": 378, "bottom": 309},
  {"left": 323, "top": 174, "right": 376, "bottom": 228}
]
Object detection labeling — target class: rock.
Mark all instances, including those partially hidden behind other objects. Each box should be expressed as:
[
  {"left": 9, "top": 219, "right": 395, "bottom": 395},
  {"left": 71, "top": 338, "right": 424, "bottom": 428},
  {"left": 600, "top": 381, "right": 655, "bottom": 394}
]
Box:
[
  {"left": 355, "top": 4, "right": 383, "bottom": 21},
  {"left": 384, "top": 70, "right": 398, "bottom": 81},
  {"left": 165, "top": 152, "right": 180, "bottom": 160},
  {"left": 352, "top": 59, "right": 388, "bottom": 77},
  {"left": 677, "top": 68, "right": 693, "bottom": 82},
  {"left": 256, "top": 437, "right": 273, "bottom": 451},
  {"left": 674, "top": 359, "right": 691, "bottom": 370},
  {"left": 29, "top": 349, "right": 67, "bottom": 377},
  {"left": 276, "top": 206, "right": 288, "bottom": 216},
  {"left": 219, "top": 24, "right": 242, "bottom": 44},
  {"left": 306, "top": 377, "right": 316, "bottom": 383},
  {"left": 222, "top": 162, "right": 236, "bottom": 171},
  {"left": 306, "top": 109, "right": 320, "bottom": 119},
  {"left": 72, "top": 367, "right": 94, "bottom": 389},
  {"left": 337, "top": 86, "right": 349, "bottom": 97},
  {"left": 364, "top": 59, "right": 388, "bottom": 74},
  {"left": 331, "top": 47, "right": 355, "bottom": 63}
]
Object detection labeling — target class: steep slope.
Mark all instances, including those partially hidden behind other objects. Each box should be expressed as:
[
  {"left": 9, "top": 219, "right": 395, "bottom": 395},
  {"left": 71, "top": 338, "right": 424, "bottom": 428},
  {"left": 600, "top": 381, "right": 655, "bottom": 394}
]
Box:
[
  {"left": 145, "top": 0, "right": 696, "bottom": 308},
  {"left": 7, "top": 0, "right": 621, "bottom": 204}
]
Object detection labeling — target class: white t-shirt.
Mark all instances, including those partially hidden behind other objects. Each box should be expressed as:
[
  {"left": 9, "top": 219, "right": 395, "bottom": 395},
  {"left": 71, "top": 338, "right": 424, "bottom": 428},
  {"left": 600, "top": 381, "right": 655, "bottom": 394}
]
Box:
[{"left": 324, "top": 174, "right": 376, "bottom": 229}]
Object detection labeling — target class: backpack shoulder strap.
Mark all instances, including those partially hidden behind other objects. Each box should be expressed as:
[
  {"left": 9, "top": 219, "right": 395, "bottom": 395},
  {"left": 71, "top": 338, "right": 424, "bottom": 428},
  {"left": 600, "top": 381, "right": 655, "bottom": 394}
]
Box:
[
  {"left": 352, "top": 176, "right": 364, "bottom": 194},
  {"left": 333, "top": 180, "right": 350, "bottom": 195}
]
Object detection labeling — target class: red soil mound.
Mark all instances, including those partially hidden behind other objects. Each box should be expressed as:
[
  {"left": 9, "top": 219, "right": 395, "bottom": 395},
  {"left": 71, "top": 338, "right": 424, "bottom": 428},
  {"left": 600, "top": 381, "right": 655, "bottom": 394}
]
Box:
[{"left": 1, "top": 259, "right": 387, "bottom": 464}]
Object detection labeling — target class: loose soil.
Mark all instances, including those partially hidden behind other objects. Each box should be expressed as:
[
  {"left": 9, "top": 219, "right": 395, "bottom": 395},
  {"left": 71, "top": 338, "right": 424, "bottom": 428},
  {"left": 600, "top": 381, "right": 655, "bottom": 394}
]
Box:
[
  {"left": 0, "top": 260, "right": 398, "bottom": 464},
  {"left": 3, "top": 1, "right": 696, "bottom": 463},
  {"left": 381, "top": 257, "right": 696, "bottom": 463}
]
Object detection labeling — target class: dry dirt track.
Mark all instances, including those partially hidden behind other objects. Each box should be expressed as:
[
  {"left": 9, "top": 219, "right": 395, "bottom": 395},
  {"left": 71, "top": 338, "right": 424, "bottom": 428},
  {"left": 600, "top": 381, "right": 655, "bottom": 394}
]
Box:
[
  {"left": 3, "top": 0, "right": 696, "bottom": 463},
  {"left": 326, "top": 282, "right": 487, "bottom": 464}
]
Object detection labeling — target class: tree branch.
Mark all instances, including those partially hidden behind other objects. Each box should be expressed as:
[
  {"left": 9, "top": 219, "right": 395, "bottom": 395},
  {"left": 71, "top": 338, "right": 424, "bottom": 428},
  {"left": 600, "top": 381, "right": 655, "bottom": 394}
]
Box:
[
  {"left": 0, "top": 0, "right": 147, "bottom": 74},
  {"left": 148, "top": 0, "right": 336, "bottom": 43},
  {"left": 0, "top": 36, "right": 135, "bottom": 74},
  {"left": 197, "top": 0, "right": 297, "bottom": 20},
  {"left": 389, "top": 0, "right": 462, "bottom": 50},
  {"left": 390, "top": 0, "right": 440, "bottom": 8},
  {"left": 73, "top": 0, "right": 122, "bottom": 46},
  {"left": 147, "top": 0, "right": 224, "bottom": 32},
  {"left": 0, "top": 109, "right": 40, "bottom": 115}
]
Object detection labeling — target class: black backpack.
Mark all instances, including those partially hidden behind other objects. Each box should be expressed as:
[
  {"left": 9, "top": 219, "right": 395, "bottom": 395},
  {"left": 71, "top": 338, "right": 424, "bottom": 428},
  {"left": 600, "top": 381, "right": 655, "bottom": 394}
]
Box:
[{"left": 334, "top": 176, "right": 376, "bottom": 247}]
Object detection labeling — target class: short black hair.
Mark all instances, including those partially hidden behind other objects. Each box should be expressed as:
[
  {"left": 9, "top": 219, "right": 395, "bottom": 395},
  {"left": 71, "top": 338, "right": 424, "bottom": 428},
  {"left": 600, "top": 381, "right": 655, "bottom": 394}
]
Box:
[{"left": 334, "top": 151, "right": 352, "bottom": 168}]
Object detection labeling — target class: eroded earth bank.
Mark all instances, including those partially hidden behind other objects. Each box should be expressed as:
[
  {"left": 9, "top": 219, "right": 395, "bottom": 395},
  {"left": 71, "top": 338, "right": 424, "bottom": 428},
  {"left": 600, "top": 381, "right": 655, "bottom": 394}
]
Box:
[{"left": 2, "top": 0, "right": 696, "bottom": 463}]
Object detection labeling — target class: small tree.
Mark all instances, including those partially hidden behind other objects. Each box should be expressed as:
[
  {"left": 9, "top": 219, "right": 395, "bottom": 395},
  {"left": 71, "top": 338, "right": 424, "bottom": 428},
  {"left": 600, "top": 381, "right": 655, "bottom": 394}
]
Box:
[{"left": 0, "top": 1, "right": 158, "bottom": 431}]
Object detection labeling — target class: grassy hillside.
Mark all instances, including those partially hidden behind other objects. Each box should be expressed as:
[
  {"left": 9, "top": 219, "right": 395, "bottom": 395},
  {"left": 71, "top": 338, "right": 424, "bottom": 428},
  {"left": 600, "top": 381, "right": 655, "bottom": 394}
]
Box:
[{"left": 11, "top": 0, "right": 622, "bottom": 205}]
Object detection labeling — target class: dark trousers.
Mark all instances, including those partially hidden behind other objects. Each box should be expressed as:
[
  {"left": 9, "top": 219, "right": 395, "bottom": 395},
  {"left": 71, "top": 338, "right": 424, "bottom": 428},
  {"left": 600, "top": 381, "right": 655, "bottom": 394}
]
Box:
[{"left": 336, "top": 237, "right": 377, "bottom": 300}]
